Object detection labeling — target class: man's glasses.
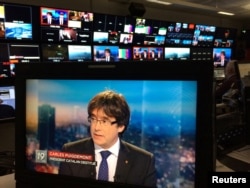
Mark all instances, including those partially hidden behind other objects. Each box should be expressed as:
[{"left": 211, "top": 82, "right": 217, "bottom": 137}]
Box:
[{"left": 88, "top": 117, "right": 117, "bottom": 126}]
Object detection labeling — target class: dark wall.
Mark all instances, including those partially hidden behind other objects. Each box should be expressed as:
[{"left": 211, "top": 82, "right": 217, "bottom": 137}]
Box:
[{"left": 0, "top": 120, "right": 15, "bottom": 152}]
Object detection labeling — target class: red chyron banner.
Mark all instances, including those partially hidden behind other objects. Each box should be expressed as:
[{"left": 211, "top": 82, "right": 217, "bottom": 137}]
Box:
[{"left": 48, "top": 150, "right": 93, "bottom": 161}]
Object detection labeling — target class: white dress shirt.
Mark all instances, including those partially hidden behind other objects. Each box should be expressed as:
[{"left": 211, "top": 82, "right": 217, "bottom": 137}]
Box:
[{"left": 94, "top": 139, "right": 120, "bottom": 182}]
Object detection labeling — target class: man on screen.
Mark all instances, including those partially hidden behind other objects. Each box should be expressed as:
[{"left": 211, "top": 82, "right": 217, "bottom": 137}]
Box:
[
  {"left": 59, "top": 90, "right": 156, "bottom": 187},
  {"left": 103, "top": 48, "right": 115, "bottom": 62},
  {"left": 214, "top": 50, "right": 229, "bottom": 67}
]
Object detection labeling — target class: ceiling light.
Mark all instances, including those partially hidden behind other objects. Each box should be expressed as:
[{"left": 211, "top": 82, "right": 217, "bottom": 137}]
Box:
[
  {"left": 217, "top": 11, "right": 235, "bottom": 16},
  {"left": 146, "top": 0, "right": 172, "bottom": 6}
]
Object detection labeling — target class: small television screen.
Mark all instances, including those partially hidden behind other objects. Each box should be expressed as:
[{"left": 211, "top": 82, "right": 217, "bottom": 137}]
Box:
[
  {"left": 213, "top": 47, "right": 232, "bottom": 67},
  {"left": 119, "top": 33, "right": 133, "bottom": 44},
  {"left": 150, "top": 19, "right": 167, "bottom": 35},
  {"left": 93, "top": 14, "right": 125, "bottom": 33},
  {"left": 68, "top": 45, "right": 92, "bottom": 62},
  {"left": 15, "top": 62, "right": 214, "bottom": 188},
  {"left": 165, "top": 22, "right": 195, "bottom": 47},
  {"left": 192, "top": 24, "right": 216, "bottom": 47},
  {"left": 134, "top": 18, "right": 151, "bottom": 35},
  {"left": 143, "top": 35, "right": 165, "bottom": 46},
  {"left": 133, "top": 46, "right": 149, "bottom": 61},
  {"left": 132, "top": 34, "right": 144, "bottom": 45},
  {"left": 41, "top": 44, "right": 68, "bottom": 62},
  {"left": 40, "top": 7, "right": 68, "bottom": 26},
  {"left": 93, "top": 45, "right": 119, "bottom": 62},
  {"left": 0, "top": 63, "right": 11, "bottom": 78},
  {"left": 164, "top": 47, "right": 190, "bottom": 60},
  {"left": 8, "top": 44, "right": 40, "bottom": 63},
  {"left": 0, "top": 3, "right": 33, "bottom": 40},
  {"left": 123, "top": 16, "right": 135, "bottom": 33},
  {"left": 108, "top": 31, "right": 119, "bottom": 44},
  {"left": 105, "top": 15, "right": 116, "bottom": 32},
  {"left": 59, "top": 28, "right": 77, "bottom": 42},
  {"left": 93, "top": 31, "right": 109, "bottom": 44},
  {"left": 40, "top": 7, "right": 93, "bottom": 44},
  {"left": 93, "top": 13, "right": 106, "bottom": 32},
  {"left": 118, "top": 47, "right": 132, "bottom": 61},
  {"left": 132, "top": 47, "right": 163, "bottom": 61},
  {"left": 0, "top": 80, "right": 15, "bottom": 121},
  {"left": 0, "top": 62, "right": 15, "bottom": 78},
  {"left": 214, "top": 27, "right": 237, "bottom": 48}
]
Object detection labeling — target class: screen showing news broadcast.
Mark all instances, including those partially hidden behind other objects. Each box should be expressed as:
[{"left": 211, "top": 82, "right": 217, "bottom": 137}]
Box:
[
  {"left": 40, "top": 7, "right": 93, "bottom": 43},
  {"left": 213, "top": 47, "right": 232, "bottom": 67},
  {"left": 192, "top": 24, "right": 216, "bottom": 47},
  {"left": 8, "top": 44, "right": 40, "bottom": 63},
  {"left": 164, "top": 47, "right": 190, "bottom": 60},
  {"left": 93, "top": 45, "right": 119, "bottom": 62},
  {"left": 213, "top": 27, "right": 237, "bottom": 48},
  {"left": 133, "top": 47, "right": 163, "bottom": 61},
  {"left": 25, "top": 79, "right": 197, "bottom": 188},
  {"left": 0, "top": 3, "right": 33, "bottom": 40},
  {"left": 165, "top": 22, "right": 195, "bottom": 47},
  {"left": 68, "top": 45, "right": 92, "bottom": 62},
  {"left": 41, "top": 44, "right": 68, "bottom": 62}
]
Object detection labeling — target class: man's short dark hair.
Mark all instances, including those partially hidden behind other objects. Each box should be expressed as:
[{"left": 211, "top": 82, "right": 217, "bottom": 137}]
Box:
[{"left": 87, "top": 90, "right": 130, "bottom": 135}]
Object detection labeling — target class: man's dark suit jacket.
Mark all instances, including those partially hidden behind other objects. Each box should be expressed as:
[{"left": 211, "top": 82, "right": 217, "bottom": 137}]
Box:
[{"left": 58, "top": 137, "right": 156, "bottom": 187}]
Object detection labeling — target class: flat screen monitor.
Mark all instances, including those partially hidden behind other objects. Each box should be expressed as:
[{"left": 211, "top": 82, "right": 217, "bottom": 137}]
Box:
[
  {"left": 93, "top": 13, "right": 126, "bottom": 33},
  {"left": 118, "top": 47, "right": 132, "bottom": 61},
  {"left": 0, "top": 3, "right": 33, "bottom": 41},
  {"left": 164, "top": 47, "right": 190, "bottom": 60},
  {"left": 68, "top": 45, "right": 92, "bottom": 62},
  {"left": 0, "top": 78, "right": 15, "bottom": 121},
  {"left": 93, "top": 31, "right": 109, "bottom": 44},
  {"left": 134, "top": 18, "right": 151, "bottom": 35},
  {"left": 42, "top": 43, "right": 92, "bottom": 63},
  {"left": 214, "top": 27, "right": 237, "bottom": 48},
  {"left": 192, "top": 24, "right": 216, "bottom": 47},
  {"left": 119, "top": 33, "right": 133, "bottom": 44},
  {"left": 213, "top": 47, "right": 232, "bottom": 67},
  {"left": 150, "top": 20, "right": 167, "bottom": 35},
  {"left": 143, "top": 35, "right": 165, "bottom": 46},
  {"left": 40, "top": 7, "right": 93, "bottom": 44},
  {"left": 41, "top": 44, "right": 68, "bottom": 62},
  {"left": 15, "top": 62, "right": 214, "bottom": 188},
  {"left": 0, "top": 62, "right": 12, "bottom": 78},
  {"left": 8, "top": 44, "right": 40, "bottom": 63},
  {"left": 165, "top": 22, "right": 195, "bottom": 47},
  {"left": 0, "top": 62, "right": 15, "bottom": 78},
  {"left": 123, "top": 16, "right": 135, "bottom": 33},
  {"left": 93, "top": 45, "right": 119, "bottom": 62},
  {"left": 133, "top": 47, "right": 163, "bottom": 61}
]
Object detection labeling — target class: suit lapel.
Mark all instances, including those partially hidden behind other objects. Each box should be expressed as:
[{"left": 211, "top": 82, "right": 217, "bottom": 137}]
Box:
[
  {"left": 114, "top": 141, "right": 132, "bottom": 183},
  {"left": 77, "top": 138, "right": 96, "bottom": 179}
]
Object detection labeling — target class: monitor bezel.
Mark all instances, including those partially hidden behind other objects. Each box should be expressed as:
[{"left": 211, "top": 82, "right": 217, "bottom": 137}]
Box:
[{"left": 15, "top": 62, "right": 215, "bottom": 188}]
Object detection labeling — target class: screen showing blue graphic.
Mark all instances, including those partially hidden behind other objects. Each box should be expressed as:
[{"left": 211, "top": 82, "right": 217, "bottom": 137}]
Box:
[{"left": 0, "top": 3, "right": 33, "bottom": 40}]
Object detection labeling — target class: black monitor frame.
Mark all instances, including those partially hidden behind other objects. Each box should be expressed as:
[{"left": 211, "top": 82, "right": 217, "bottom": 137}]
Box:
[{"left": 15, "top": 62, "right": 215, "bottom": 188}]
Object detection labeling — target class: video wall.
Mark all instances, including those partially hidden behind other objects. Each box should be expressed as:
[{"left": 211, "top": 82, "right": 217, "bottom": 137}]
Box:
[{"left": 0, "top": 2, "right": 238, "bottom": 78}]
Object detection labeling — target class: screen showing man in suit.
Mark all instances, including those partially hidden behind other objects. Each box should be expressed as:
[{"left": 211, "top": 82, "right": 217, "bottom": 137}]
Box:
[
  {"left": 25, "top": 79, "right": 197, "bottom": 188},
  {"left": 58, "top": 90, "right": 157, "bottom": 187}
]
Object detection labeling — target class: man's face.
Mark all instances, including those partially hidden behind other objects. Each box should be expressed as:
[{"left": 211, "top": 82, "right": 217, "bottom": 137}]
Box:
[
  {"left": 105, "top": 51, "right": 110, "bottom": 56},
  {"left": 90, "top": 108, "right": 125, "bottom": 149}
]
